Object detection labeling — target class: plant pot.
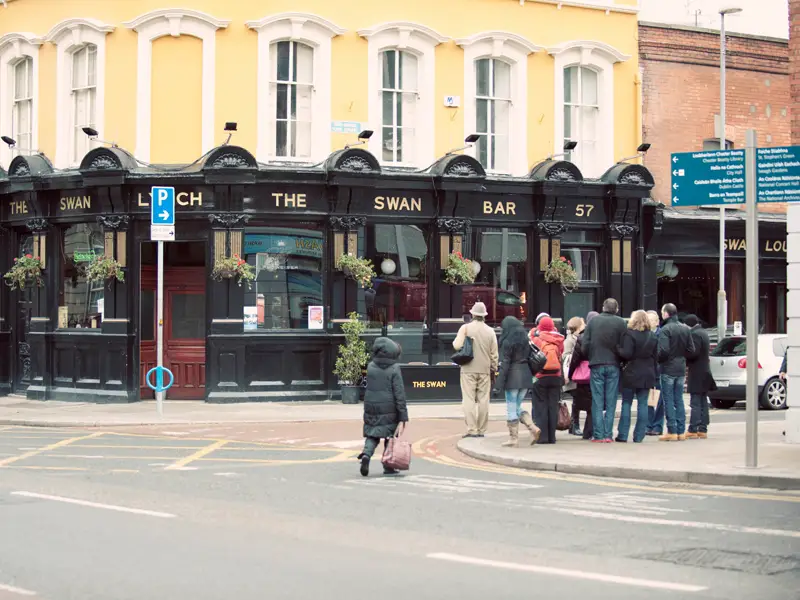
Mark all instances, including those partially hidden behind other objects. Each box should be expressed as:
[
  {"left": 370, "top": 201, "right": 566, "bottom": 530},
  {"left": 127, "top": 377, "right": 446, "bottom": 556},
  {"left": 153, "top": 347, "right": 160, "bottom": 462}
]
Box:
[
  {"left": 341, "top": 385, "right": 361, "bottom": 405},
  {"left": 217, "top": 268, "right": 235, "bottom": 279}
]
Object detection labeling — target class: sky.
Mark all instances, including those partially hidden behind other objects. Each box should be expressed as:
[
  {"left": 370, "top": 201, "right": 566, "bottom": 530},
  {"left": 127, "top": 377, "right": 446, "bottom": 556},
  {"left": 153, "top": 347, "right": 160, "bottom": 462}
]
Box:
[{"left": 639, "top": 0, "right": 789, "bottom": 39}]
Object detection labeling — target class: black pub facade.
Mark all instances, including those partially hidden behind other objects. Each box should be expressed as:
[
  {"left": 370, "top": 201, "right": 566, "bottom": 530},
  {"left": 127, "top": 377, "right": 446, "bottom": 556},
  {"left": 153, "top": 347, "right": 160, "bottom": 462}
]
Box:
[{"left": 0, "top": 145, "right": 656, "bottom": 403}]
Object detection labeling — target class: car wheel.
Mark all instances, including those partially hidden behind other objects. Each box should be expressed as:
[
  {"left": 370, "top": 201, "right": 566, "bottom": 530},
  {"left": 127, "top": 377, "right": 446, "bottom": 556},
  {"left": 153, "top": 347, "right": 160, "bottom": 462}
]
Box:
[
  {"left": 760, "top": 378, "right": 787, "bottom": 410},
  {"left": 711, "top": 399, "right": 736, "bottom": 409}
]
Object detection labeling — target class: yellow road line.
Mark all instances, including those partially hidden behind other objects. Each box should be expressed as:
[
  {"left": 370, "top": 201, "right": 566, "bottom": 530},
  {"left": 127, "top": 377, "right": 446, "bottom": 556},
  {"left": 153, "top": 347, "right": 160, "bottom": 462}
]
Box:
[
  {"left": 414, "top": 435, "right": 800, "bottom": 504},
  {"left": 0, "top": 432, "right": 104, "bottom": 467},
  {"left": 165, "top": 439, "right": 228, "bottom": 470}
]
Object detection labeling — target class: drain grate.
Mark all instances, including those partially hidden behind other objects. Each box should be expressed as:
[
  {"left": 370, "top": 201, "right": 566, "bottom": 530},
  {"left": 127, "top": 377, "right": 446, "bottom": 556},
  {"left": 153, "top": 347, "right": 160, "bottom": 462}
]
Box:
[{"left": 637, "top": 548, "right": 800, "bottom": 576}]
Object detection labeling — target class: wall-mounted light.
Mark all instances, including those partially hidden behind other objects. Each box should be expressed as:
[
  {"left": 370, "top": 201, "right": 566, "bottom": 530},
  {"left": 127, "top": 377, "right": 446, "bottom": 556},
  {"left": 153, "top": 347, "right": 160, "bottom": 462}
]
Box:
[
  {"left": 223, "top": 122, "right": 238, "bottom": 145},
  {"left": 345, "top": 129, "right": 374, "bottom": 150},
  {"left": 1, "top": 135, "right": 16, "bottom": 149},
  {"left": 82, "top": 126, "right": 118, "bottom": 148},
  {"left": 445, "top": 134, "right": 481, "bottom": 156},
  {"left": 619, "top": 142, "right": 652, "bottom": 164}
]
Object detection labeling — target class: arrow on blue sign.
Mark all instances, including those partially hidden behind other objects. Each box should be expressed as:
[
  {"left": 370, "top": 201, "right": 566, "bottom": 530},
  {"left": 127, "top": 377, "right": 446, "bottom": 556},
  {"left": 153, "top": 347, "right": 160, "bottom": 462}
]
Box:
[{"left": 150, "top": 186, "right": 175, "bottom": 225}]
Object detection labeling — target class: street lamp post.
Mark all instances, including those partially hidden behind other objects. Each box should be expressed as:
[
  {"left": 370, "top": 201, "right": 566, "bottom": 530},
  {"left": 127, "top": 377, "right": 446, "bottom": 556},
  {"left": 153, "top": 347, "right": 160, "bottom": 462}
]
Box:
[{"left": 718, "top": 7, "right": 743, "bottom": 340}]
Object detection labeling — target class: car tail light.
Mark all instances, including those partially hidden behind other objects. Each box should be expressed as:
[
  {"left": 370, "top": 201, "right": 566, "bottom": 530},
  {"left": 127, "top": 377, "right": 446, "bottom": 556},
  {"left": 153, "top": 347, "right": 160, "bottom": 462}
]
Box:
[{"left": 737, "top": 358, "right": 762, "bottom": 369}]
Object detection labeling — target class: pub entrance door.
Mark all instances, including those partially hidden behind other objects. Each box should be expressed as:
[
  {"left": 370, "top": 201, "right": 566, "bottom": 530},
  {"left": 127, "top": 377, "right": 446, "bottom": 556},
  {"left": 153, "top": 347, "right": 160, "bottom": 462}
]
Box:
[{"left": 140, "top": 241, "right": 206, "bottom": 399}]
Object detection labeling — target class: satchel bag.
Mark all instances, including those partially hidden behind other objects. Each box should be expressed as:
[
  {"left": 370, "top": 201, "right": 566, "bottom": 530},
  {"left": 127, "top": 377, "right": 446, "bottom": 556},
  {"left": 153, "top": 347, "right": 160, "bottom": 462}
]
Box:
[
  {"left": 451, "top": 336, "right": 474, "bottom": 366},
  {"left": 572, "top": 360, "right": 591, "bottom": 384},
  {"left": 648, "top": 388, "right": 660, "bottom": 408},
  {"left": 527, "top": 341, "right": 547, "bottom": 375},
  {"left": 382, "top": 433, "right": 412, "bottom": 471},
  {"left": 556, "top": 401, "right": 572, "bottom": 431}
]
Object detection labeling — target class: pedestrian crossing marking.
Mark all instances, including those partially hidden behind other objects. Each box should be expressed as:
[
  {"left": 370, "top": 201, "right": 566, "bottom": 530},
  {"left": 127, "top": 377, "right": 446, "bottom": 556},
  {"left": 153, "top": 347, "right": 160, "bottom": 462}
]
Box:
[
  {"left": 346, "top": 474, "right": 544, "bottom": 494},
  {"left": 532, "top": 491, "right": 689, "bottom": 517}
]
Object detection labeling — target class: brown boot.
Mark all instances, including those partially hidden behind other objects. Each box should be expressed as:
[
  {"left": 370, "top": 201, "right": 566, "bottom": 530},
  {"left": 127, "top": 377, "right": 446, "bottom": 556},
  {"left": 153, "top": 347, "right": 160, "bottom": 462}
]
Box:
[
  {"left": 501, "top": 421, "right": 519, "bottom": 447},
  {"left": 519, "top": 411, "right": 541, "bottom": 445},
  {"left": 677, "top": 434, "right": 687, "bottom": 441},
  {"left": 659, "top": 433, "right": 678, "bottom": 441},
  {"left": 698, "top": 432, "right": 708, "bottom": 439},
  {"left": 685, "top": 432, "right": 699, "bottom": 439}
]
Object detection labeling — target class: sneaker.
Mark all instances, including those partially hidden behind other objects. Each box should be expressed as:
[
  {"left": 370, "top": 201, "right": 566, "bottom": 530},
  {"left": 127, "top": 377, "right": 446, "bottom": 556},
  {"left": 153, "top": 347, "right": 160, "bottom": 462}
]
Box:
[
  {"left": 614, "top": 438, "right": 627, "bottom": 443},
  {"left": 360, "top": 456, "right": 370, "bottom": 477},
  {"left": 383, "top": 467, "right": 400, "bottom": 475},
  {"left": 604, "top": 438, "right": 614, "bottom": 443},
  {"left": 462, "top": 433, "right": 477, "bottom": 439},
  {"left": 591, "top": 439, "right": 606, "bottom": 444}
]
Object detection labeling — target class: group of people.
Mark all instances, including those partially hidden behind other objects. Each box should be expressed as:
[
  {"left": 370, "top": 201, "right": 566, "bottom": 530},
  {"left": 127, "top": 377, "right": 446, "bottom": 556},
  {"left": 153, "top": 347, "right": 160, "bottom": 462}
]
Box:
[{"left": 455, "top": 298, "right": 717, "bottom": 447}]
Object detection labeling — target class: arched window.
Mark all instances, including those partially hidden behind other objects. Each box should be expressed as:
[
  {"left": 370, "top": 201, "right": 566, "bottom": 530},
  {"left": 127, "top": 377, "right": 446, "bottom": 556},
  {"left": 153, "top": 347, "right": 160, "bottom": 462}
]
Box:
[
  {"left": 70, "top": 44, "right": 97, "bottom": 164},
  {"left": 475, "top": 57, "right": 511, "bottom": 172},
  {"left": 12, "top": 57, "right": 34, "bottom": 154},
  {"left": 380, "top": 49, "right": 418, "bottom": 164},
  {"left": 270, "top": 40, "right": 313, "bottom": 158}
]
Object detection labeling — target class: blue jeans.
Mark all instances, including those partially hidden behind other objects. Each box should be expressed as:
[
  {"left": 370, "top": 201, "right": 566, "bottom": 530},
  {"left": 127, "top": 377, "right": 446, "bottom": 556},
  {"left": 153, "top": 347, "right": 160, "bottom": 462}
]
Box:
[
  {"left": 505, "top": 388, "right": 527, "bottom": 421},
  {"left": 647, "top": 396, "right": 664, "bottom": 435},
  {"left": 590, "top": 366, "right": 620, "bottom": 440},
  {"left": 660, "top": 374, "right": 686, "bottom": 434},
  {"left": 619, "top": 388, "right": 650, "bottom": 443}
]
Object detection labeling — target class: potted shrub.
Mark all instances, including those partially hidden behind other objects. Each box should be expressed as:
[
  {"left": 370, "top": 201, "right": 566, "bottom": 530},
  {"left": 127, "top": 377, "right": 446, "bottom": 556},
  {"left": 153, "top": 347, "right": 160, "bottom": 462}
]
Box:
[
  {"left": 84, "top": 255, "right": 125, "bottom": 287},
  {"left": 334, "top": 312, "right": 369, "bottom": 404},
  {"left": 211, "top": 254, "right": 256, "bottom": 288},
  {"left": 544, "top": 256, "right": 579, "bottom": 295},
  {"left": 336, "top": 253, "right": 376, "bottom": 289},
  {"left": 3, "top": 254, "right": 44, "bottom": 291},
  {"left": 443, "top": 251, "right": 475, "bottom": 285}
]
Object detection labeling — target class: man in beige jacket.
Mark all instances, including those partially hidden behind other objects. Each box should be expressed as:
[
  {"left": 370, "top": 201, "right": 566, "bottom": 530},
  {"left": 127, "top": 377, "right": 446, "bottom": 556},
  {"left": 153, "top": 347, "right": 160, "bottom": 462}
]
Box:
[{"left": 453, "top": 302, "right": 499, "bottom": 437}]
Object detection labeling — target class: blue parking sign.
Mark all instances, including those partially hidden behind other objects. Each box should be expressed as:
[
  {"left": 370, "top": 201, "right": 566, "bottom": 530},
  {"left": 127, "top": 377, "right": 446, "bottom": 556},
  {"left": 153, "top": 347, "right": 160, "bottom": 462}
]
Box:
[{"left": 151, "top": 186, "right": 175, "bottom": 225}]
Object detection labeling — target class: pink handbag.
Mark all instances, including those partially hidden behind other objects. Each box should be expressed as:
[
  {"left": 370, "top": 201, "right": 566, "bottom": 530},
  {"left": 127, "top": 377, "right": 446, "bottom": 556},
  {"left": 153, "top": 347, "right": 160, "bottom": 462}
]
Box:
[
  {"left": 572, "top": 360, "right": 591, "bottom": 384},
  {"left": 382, "top": 433, "right": 412, "bottom": 471}
]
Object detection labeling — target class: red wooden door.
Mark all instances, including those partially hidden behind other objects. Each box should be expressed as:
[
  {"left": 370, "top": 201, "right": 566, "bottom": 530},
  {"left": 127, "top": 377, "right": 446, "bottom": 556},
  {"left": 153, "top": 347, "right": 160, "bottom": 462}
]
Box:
[{"left": 140, "top": 266, "right": 206, "bottom": 399}]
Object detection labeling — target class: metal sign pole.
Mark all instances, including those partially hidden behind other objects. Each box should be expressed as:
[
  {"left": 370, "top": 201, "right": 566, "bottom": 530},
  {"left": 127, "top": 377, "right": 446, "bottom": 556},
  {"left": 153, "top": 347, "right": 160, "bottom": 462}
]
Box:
[
  {"left": 156, "top": 239, "right": 164, "bottom": 416},
  {"left": 744, "top": 129, "right": 758, "bottom": 468},
  {"left": 718, "top": 11, "right": 728, "bottom": 342}
]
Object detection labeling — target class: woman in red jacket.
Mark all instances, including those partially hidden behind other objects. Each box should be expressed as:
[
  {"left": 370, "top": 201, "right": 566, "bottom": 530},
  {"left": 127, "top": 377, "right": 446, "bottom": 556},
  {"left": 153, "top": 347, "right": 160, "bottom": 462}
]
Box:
[{"left": 532, "top": 316, "right": 565, "bottom": 444}]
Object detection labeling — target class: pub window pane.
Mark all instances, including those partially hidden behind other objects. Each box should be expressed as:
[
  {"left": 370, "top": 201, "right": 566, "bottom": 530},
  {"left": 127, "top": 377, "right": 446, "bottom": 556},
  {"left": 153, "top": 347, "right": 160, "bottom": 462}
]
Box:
[
  {"left": 244, "top": 226, "right": 323, "bottom": 330},
  {"left": 170, "top": 292, "right": 205, "bottom": 339},
  {"left": 562, "top": 247, "right": 598, "bottom": 283},
  {"left": 269, "top": 41, "right": 313, "bottom": 160},
  {"left": 380, "top": 50, "right": 418, "bottom": 164},
  {"left": 475, "top": 58, "right": 511, "bottom": 172},
  {"left": 70, "top": 44, "right": 97, "bottom": 164},
  {"left": 459, "top": 227, "right": 528, "bottom": 325},
  {"left": 59, "top": 223, "right": 104, "bottom": 329},
  {"left": 140, "top": 289, "right": 155, "bottom": 342},
  {"left": 563, "top": 291, "right": 595, "bottom": 326}
]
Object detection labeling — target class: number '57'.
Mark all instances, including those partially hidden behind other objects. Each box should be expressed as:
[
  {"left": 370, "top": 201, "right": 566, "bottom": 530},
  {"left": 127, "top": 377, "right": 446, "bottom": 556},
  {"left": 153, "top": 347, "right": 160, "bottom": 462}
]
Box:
[{"left": 576, "top": 204, "right": 594, "bottom": 217}]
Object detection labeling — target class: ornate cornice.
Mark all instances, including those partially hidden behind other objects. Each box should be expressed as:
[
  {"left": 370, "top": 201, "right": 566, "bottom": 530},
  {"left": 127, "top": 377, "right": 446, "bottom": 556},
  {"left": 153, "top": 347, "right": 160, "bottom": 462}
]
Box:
[
  {"left": 208, "top": 213, "right": 251, "bottom": 229},
  {"left": 25, "top": 218, "right": 49, "bottom": 233},
  {"left": 96, "top": 215, "right": 130, "bottom": 230},
  {"left": 608, "top": 223, "right": 638, "bottom": 238},
  {"left": 329, "top": 216, "right": 366, "bottom": 231},
  {"left": 536, "top": 222, "right": 569, "bottom": 237},
  {"left": 436, "top": 218, "right": 471, "bottom": 234}
]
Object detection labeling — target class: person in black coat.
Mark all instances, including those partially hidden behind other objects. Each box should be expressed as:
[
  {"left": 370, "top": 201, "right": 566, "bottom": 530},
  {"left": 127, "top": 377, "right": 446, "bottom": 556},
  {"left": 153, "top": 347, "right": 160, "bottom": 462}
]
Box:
[
  {"left": 567, "top": 312, "right": 597, "bottom": 440},
  {"left": 616, "top": 310, "right": 658, "bottom": 443},
  {"left": 684, "top": 314, "right": 713, "bottom": 439},
  {"left": 657, "top": 303, "right": 696, "bottom": 440},
  {"left": 493, "top": 316, "right": 540, "bottom": 447},
  {"left": 358, "top": 337, "right": 408, "bottom": 476}
]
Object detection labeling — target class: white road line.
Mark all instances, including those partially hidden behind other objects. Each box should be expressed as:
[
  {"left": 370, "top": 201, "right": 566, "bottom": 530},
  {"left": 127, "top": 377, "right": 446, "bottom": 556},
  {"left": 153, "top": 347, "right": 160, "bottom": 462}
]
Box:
[
  {"left": 213, "top": 472, "right": 241, "bottom": 478},
  {"left": 427, "top": 553, "right": 707, "bottom": 593},
  {"left": 308, "top": 440, "right": 364, "bottom": 449},
  {"left": 0, "top": 582, "right": 37, "bottom": 596},
  {"left": 540, "top": 500, "right": 680, "bottom": 516},
  {"left": 542, "top": 505, "right": 800, "bottom": 538},
  {"left": 11, "top": 491, "right": 176, "bottom": 519}
]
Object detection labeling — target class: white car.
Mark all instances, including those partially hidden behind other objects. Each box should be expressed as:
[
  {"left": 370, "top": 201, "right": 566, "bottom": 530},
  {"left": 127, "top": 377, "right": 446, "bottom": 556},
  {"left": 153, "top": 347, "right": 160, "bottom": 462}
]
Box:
[{"left": 708, "top": 334, "right": 788, "bottom": 410}]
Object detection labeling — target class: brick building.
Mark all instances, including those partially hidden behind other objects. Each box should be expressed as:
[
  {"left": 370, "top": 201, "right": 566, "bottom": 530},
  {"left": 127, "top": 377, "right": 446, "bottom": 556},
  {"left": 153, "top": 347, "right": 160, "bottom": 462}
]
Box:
[{"left": 640, "top": 22, "right": 789, "bottom": 335}]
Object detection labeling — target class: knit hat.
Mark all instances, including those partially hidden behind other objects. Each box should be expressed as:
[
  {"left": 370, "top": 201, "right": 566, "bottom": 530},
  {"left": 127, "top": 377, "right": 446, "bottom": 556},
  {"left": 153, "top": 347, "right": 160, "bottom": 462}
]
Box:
[
  {"left": 538, "top": 316, "right": 556, "bottom": 332},
  {"left": 535, "top": 312, "right": 550, "bottom": 325}
]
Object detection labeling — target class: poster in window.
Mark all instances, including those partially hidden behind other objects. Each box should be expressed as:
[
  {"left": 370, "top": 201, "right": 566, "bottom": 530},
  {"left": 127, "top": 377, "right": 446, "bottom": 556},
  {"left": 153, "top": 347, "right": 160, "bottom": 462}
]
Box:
[
  {"left": 308, "top": 306, "right": 323, "bottom": 330},
  {"left": 244, "top": 306, "right": 258, "bottom": 331},
  {"left": 58, "top": 306, "right": 69, "bottom": 329}
]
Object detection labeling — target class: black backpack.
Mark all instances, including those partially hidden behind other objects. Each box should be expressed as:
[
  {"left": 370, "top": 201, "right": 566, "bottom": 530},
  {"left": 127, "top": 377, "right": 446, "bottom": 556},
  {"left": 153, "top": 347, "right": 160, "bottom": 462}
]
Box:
[{"left": 527, "top": 341, "right": 547, "bottom": 375}]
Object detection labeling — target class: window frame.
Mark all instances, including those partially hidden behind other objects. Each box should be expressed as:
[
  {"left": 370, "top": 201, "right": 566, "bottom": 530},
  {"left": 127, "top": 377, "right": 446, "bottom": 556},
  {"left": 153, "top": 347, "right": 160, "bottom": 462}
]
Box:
[
  {"left": 248, "top": 13, "right": 344, "bottom": 165},
  {"left": 550, "top": 40, "right": 630, "bottom": 178},
  {"left": 474, "top": 57, "right": 513, "bottom": 173},
  {"left": 456, "top": 32, "right": 541, "bottom": 176},
  {"left": 11, "top": 56, "right": 34, "bottom": 156},
  {"left": 58, "top": 222, "right": 106, "bottom": 330},
  {"left": 563, "top": 65, "right": 600, "bottom": 167},
  {"left": 0, "top": 33, "right": 42, "bottom": 167},
  {"left": 269, "top": 40, "right": 314, "bottom": 160},
  {"left": 46, "top": 18, "right": 114, "bottom": 168},
  {"left": 359, "top": 22, "right": 447, "bottom": 169},
  {"left": 69, "top": 44, "right": 98, "bottom": 165},
  {"left": 379, "top": 49, "right": 419, "bottom": 165}
]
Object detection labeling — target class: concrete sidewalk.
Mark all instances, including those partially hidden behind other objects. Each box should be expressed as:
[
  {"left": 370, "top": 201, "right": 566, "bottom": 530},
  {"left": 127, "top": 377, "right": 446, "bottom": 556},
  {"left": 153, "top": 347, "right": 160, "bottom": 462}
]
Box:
[
  {"left": 0, "top": 395, "right": 511, "bottom": 427},
  {"left": 458, "top": 420, "right": 800, "bottom": 490}
]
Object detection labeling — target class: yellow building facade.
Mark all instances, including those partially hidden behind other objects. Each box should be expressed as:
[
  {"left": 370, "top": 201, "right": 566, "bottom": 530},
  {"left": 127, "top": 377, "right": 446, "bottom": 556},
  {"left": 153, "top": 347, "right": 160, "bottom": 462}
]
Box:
[{"left": 1, "top": 0, "right": 641, "bottom": 176}]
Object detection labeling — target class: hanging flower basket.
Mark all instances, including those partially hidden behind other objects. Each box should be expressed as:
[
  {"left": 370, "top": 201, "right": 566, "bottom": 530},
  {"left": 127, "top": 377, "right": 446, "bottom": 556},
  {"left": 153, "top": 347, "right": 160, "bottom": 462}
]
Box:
[
  {"left": 211, "top": 254, "right": 255, "bottom": 288},
  {"left": 443, "top": 251, "right": 476, "bottom": 285},
  {"left": 84, "top": 255, "right": 125, "bottom": 287},
  {"left": 336, "top": 254, "right": 376, "bottom": 289},
  {"left": 3, "top": 254, "right": 44, "bottom": 291},
  {"left": 544, "top": 256, "right": 579, "bottom": 295}
]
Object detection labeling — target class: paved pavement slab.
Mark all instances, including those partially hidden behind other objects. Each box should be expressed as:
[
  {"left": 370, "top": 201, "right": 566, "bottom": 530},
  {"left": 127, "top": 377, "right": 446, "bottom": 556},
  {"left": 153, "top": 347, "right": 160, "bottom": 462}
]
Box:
[{"left": 458, "top": 420, "right": 800, "bottom": 490}]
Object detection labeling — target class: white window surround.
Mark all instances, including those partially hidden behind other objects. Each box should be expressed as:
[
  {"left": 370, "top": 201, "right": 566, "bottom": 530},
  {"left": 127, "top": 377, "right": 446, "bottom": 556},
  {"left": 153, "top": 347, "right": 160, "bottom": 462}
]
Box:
[
  {"left": 456, "top": 32, "right": 542, "bottom": 177},
  {"left": 0, "top": 32, "right": 42, "bottom": 167},
  {"left": 247, "top": 13, "right": 345, "bottom": 164},
  {"left": 549, "top": 40, "right": 630, "bottom": 178},
  {"left": 358, "top": 22, "right": 448, "bottom": 168},
  {"left": 123, "top": 9, "right": 230, "bottom": 164},
  {"left": 517, "top": 0, "right": 638, "bottom": 14},
  {"left": 45, "top": 18, "right": 114, "bottom": 168}
]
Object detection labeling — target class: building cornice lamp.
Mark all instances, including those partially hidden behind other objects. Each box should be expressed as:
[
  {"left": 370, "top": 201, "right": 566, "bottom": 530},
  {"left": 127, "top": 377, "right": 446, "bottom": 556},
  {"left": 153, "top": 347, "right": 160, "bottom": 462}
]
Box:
[
  {"left": 223, "top": 122, "right": 238, "bottom": 145},
  {"left": 82, "top": 126, "right": 118, "bottom": 148},
  {"left": 618, "top": 143, "right": 651, "bottom": 163},
  {"left": 345, "top": 130, "right": 374, "bottom": 150}
]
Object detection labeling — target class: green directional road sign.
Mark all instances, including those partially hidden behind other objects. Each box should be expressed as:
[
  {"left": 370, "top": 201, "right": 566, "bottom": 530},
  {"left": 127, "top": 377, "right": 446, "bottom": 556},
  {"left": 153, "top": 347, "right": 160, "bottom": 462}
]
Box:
[
  {"left": 670, "top": 150, "right": 746, "bottom": 207},
  {"left": 756, "top": 146, "right": 800, "bottom": 203}
]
